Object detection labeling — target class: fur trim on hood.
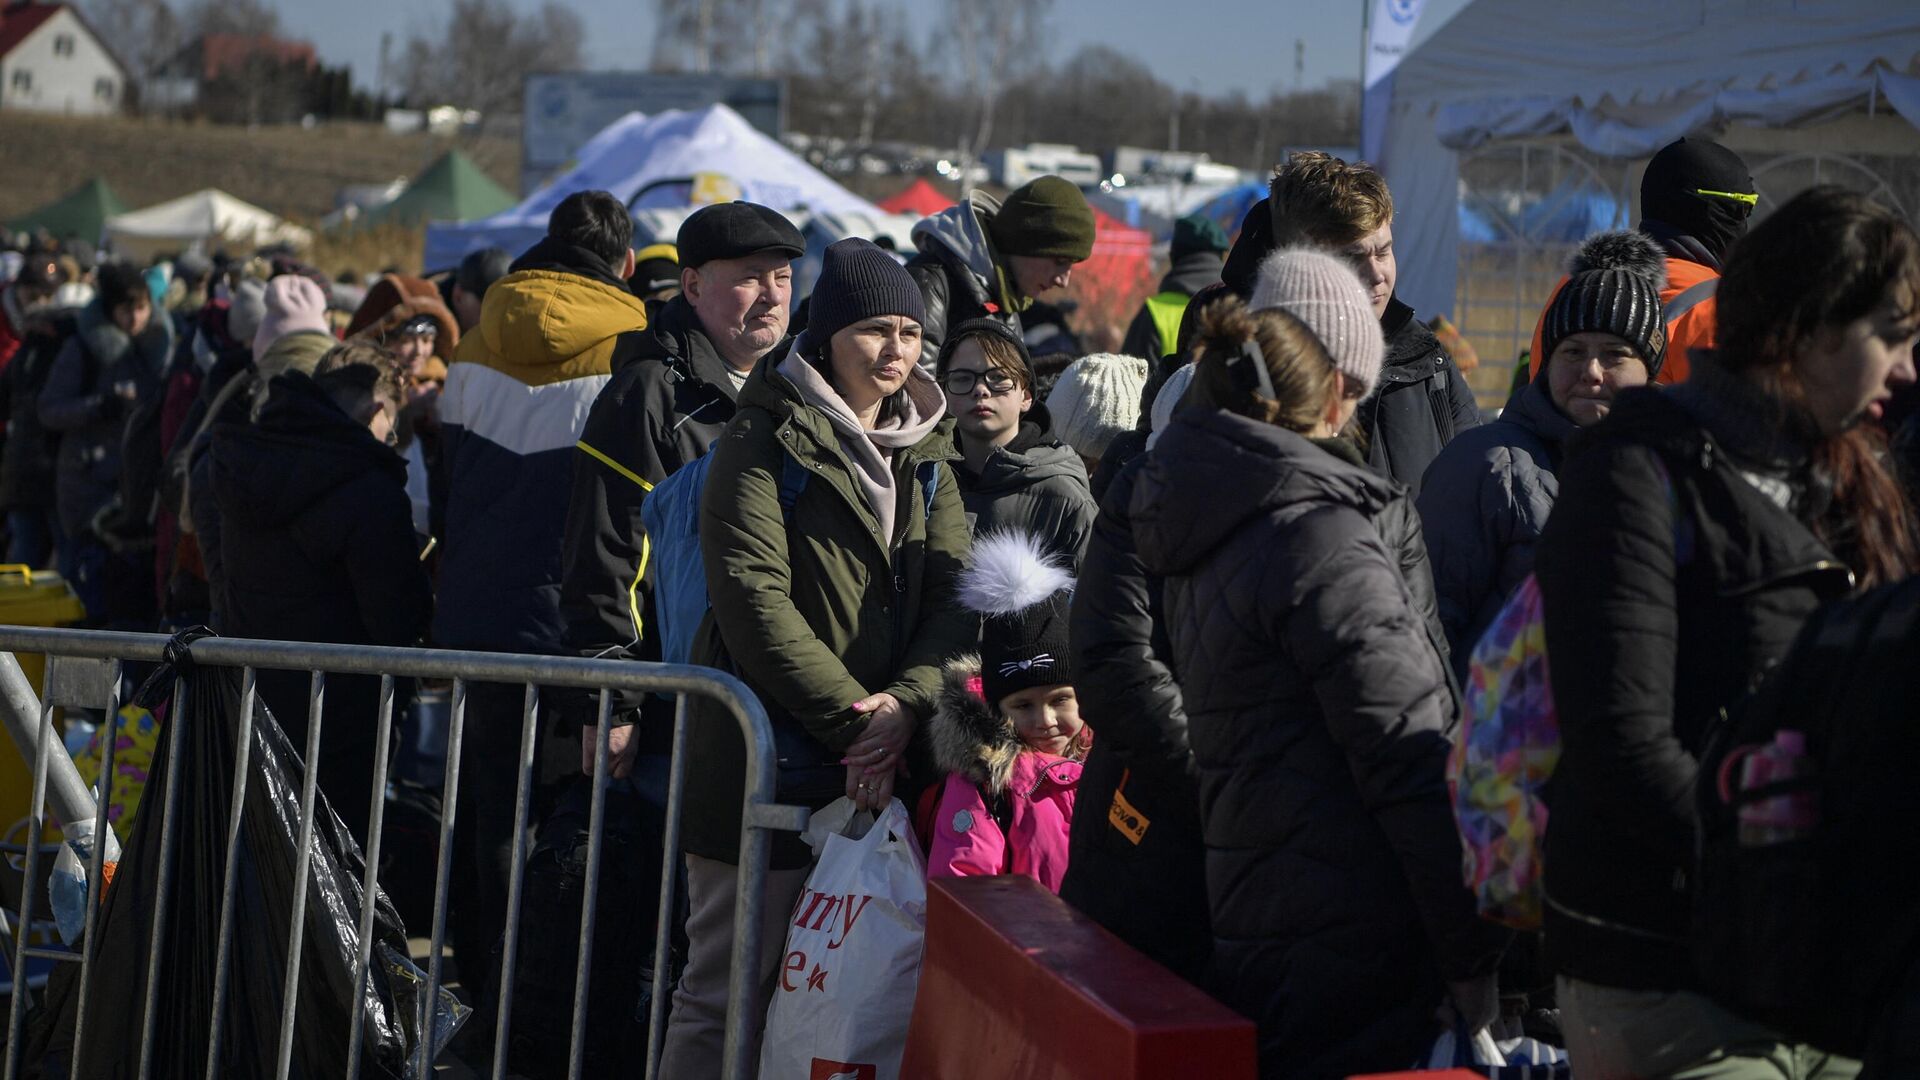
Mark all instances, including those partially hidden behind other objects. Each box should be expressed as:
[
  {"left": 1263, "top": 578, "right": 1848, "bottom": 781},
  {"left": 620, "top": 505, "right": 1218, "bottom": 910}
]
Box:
[
  {"left": 344, "top": 273, "right": 459, "bottom": 362},
  {"left": 929, "top": 654, "right": 1023, "bottom": 796}
]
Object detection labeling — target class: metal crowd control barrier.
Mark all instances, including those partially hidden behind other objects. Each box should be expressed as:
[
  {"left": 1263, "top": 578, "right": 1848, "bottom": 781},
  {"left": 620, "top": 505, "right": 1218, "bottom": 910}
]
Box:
[{"left": 0, "top": 626, "right": 811, "bottom": 1080}]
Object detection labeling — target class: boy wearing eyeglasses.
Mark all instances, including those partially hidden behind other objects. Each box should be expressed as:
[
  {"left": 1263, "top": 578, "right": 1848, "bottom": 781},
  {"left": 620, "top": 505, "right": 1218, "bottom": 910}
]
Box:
[{"left": 935, "top": 318, "right": 1097, "bottom": 568}]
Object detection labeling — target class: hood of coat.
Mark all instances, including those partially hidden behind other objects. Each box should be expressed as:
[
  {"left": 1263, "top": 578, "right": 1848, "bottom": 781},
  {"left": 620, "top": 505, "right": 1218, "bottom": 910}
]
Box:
[
  {"left": 455, "top": 264, "right": 649, "bottom": 387},
  {"left": 930, "top": 654, "right": 1024, "bottom": 795},
  {"left": 969, "top": 412, "right": 1087, "bottom": 496},
  {"left": 345, "top": 274, "right": 459, "bottom": 362},
  {"left": 255, "top": 330, "right": 337, "bottom": 384},
  {"left": 1132, "top": 407, "right": 1397, "bottom": 578},
  {"left": 1220, "top": 197, "right": 1275, "bottom": 298},
  {"left": 1381, "top": 297, "right": 1444, "bottom": 375},
  {"left": 912, "top": 190, "right": 1004, "bottom": 291},
  {"left": 212, "top": 370, "right": 405, "bottom": 529},
  {"left": 1159, "top": 251, "right": 1225, "bottom": 296},
  {"left": 1500, "top": 373, "right": 1578, "bottom": 451},
  {"left": 77, "top": 295, "right": 174, "bottom": 376}
]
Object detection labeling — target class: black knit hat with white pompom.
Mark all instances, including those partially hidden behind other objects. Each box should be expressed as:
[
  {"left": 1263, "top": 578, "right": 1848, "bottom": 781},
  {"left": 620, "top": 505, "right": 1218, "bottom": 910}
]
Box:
[
  {"left": 1542, "top": 229, "right": 1671, "bottom": 379},
  {"left": 958, "top": 530, "right": 1077, "bottom": 705}
]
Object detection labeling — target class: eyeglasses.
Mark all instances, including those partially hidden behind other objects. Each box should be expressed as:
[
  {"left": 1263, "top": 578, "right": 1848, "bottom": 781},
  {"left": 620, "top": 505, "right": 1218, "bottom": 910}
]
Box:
[{"left": 940, "top": 369, "right": 1020, "bottom": 395}]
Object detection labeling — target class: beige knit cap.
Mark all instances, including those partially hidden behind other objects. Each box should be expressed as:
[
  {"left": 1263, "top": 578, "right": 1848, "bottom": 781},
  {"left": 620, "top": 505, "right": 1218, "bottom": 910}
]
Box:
[
  {"left": 1247, "top": 248, "right": 1385, "bottom": 395},
  {"left": 1045, "top": 352, "right": 1150, "bottom": 461}
]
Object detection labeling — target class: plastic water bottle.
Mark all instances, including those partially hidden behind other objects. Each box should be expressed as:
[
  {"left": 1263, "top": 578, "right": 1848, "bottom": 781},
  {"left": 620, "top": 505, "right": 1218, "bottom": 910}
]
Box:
[{"left": 1737, "top": 729, "right": 1819, "bottom": 846}]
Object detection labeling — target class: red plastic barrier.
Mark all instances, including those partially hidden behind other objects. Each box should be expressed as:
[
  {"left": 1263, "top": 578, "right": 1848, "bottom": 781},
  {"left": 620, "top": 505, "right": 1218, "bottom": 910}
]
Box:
[{"left": 901, "top": 876, "right": 1257, "bottom": 1080}]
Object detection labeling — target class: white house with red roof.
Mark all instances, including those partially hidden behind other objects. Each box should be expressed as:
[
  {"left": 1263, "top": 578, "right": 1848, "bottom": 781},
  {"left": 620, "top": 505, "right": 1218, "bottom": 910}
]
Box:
[{"left": 0, "top": 1, "right": 127, "bottom": 116}]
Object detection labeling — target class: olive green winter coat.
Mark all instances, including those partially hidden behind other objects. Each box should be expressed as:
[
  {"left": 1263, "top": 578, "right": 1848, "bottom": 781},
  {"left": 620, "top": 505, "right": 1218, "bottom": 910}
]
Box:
[{"left": 684, "top": 357, "right": 976, "bottom": 866}]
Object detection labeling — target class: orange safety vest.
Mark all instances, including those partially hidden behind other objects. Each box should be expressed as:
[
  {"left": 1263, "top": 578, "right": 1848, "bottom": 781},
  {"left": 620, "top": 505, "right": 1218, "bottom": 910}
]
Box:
[{"left": 1527, "top": 256, "right": 1720, "bottom": 385}]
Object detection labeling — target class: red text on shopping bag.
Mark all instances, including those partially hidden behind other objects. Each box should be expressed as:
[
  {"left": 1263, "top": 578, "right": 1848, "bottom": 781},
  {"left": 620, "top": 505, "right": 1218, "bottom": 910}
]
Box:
[{"left": 780, "top": 888, "right": 877, "bottom": 993}]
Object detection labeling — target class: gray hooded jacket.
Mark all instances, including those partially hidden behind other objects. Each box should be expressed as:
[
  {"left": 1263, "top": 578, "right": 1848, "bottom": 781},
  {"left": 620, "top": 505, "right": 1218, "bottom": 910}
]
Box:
[
  {"left": 907, "top": 190, "right": 1017, "bottom": 360},
  {"left": 955, "top": 404, "right": 1096, "bottom": 568}
]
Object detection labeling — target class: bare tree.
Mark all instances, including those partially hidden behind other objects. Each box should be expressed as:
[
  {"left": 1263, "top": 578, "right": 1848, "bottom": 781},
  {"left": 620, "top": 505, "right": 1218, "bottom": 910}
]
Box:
[
  {"left": 947, "top": 0, "right": 1052, "bottom": 188},
  {"left": 182, "top": 0, "right": 278, "bottom": 37},
  {"left": 403, "top": 0, "right": 586, "bottom": 116},
  {"left": 81, "top": 0, "right": 183, "bottom": 82}
]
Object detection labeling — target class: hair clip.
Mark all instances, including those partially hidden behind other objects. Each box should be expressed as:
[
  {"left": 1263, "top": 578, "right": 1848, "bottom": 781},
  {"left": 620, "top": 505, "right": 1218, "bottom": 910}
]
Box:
[{"left": 1227, "top": 337, "right": 1278, "bottom": 400}]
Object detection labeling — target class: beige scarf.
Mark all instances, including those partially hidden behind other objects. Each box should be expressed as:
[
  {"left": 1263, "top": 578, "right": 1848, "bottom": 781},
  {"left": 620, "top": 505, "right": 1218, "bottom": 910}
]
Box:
[{"left": 777, "top": 349, "right": 946, "bottom": 545}]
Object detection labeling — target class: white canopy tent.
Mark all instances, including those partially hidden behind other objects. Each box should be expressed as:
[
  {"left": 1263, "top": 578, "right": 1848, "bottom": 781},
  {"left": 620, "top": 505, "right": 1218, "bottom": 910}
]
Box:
[
  {"left": 426, "top": 104, "right": 885, "bottom": 269},
  {"left": 105, "top": 189, "right": 312, "bottom": 259},
  {"left": 1378, "top": 0, "right": 1920, "bottom": 384}
]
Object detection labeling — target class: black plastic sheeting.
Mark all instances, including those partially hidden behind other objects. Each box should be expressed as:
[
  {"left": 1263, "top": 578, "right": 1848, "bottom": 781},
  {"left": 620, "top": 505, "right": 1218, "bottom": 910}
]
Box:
[{"left": 23, "top": 637, "right": 465, "bottom": 1077}]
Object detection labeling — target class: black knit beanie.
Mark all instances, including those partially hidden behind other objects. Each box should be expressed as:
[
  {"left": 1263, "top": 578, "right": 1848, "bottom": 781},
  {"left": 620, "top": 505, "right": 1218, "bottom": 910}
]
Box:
[
  {"left": 959, "top": 531, "right": 1077, "bottom": 705},
  {"left": 1542, "top": 230, "right": 1670, "bottom": 380},
  {"left": 1640, "top": 137, "right": 1755, "bottom": 265},
  {"left": 799, "top": 238, "right": 926, "bottom": 354},
  {"left": 990, "top": 177, "right": 1097, "bottom": 261},
  {"left": 936, "top": 316, "right": 1036, "bottom": 384}
]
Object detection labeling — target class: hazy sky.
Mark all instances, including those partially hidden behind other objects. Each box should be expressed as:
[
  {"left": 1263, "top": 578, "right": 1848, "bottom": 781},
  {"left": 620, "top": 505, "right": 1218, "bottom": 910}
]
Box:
[{"left": 276, "top": 0, "right": 1374, "bottom": 102}]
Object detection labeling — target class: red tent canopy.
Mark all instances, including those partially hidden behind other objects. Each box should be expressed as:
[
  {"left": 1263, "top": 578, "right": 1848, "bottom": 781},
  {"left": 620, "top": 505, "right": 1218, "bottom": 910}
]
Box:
[
  {"left": 1070, "top": 205, "right": 1159, "bottom": 338},
  {"left": 878, "top": 178, "right": 957, "bottom": 217}
]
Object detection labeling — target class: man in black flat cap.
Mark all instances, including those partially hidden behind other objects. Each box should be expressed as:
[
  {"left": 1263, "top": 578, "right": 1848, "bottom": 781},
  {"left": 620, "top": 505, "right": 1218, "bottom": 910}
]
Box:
[{"left": 558, "top": 200, "right": 805, "bottom": 771}]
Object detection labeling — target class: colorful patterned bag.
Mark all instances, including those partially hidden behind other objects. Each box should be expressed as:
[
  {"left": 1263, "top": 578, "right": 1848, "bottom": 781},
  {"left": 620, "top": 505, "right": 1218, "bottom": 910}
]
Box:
[
  {"left": 1449, "top": 456, "right": 1685, "bottom": 931},
  {"left": 71, "top": 704, "right": 160, "bottom": 841},
  {"left": 1449, "top": 575, "right": 1557, "bottom": 930}
]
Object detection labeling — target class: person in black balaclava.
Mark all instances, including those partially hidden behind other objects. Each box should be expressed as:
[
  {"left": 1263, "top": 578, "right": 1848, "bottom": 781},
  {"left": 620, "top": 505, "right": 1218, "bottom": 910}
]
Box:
[{"left": 1528, "top": 137, "right": 1756, "bottom": 385}]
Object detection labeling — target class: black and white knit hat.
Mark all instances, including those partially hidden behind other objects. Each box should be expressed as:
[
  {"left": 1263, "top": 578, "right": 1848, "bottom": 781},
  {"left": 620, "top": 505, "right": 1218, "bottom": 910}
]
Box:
[
  {"left": 1542, "top": 230, "right": 1671, "bottom": 379},
  {"left": 958, "top": 531, "right": 1076, "bottom": 704}
]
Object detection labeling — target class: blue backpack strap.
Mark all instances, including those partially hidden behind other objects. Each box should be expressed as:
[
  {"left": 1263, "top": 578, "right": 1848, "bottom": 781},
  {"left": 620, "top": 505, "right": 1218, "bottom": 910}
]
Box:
[
  {"left": 918, "top": 460, "right": 940, "bottom": 520},
  {"left": 777, "top": 453, "right": 809, "bottom": 521}
]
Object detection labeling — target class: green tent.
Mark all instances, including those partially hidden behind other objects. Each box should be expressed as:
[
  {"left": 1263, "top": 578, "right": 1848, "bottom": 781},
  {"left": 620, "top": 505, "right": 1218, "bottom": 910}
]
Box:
[
  {"left": 8, "top": 178, "right": 128, "bottom": 242},
  {"left": 359, "top": 150, "right": 516, "bottom": 228}
]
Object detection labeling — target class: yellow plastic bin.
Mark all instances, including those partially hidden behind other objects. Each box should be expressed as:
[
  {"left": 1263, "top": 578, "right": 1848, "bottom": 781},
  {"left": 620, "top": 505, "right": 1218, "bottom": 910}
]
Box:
[{"left": 0, "top": 564, "right": 89, "bottom": 837}]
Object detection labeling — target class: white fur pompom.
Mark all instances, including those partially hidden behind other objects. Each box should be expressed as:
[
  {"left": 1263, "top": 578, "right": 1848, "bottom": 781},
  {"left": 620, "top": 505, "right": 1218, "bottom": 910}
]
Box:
[{"left": 956, "top": 530, "right": 1074, "bottom": 616}]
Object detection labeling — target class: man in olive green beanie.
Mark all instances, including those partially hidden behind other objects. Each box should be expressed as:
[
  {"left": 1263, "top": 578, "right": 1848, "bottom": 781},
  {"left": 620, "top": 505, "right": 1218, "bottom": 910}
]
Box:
[{"left": 905, "top": 174, "right": 1097, "bottom": 363}]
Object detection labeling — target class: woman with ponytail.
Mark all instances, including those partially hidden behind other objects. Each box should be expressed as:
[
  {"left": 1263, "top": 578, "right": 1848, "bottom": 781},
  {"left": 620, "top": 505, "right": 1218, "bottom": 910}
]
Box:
[
  {"left": 1536, "top": 185, "right": 1920, "bottom": 1079},
  {"left": 1131, "top": 249, "right": 1505, "bottom": 1077}
]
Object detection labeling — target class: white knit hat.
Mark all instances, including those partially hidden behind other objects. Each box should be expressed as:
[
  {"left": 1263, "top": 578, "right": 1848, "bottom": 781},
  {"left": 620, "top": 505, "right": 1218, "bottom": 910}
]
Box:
[
  {"left": 1045, "top": 353, "right": 1150, "bottom": 462},
  {"left": 1248, "top": 248, "right": 1384, "bottom": 395},
  {"left": 1146, "top": 361, "right": 1197, "bottom": 451}
]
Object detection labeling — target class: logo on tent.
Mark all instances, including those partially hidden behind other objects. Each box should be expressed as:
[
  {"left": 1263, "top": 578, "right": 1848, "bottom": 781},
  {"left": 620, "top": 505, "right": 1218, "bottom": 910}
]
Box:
[
  {"left": 1387, "top": 0, "right": 1422, "bottom": 25},
  {"left": 691, "top": 172, "right": 743, "bottom": 206}
]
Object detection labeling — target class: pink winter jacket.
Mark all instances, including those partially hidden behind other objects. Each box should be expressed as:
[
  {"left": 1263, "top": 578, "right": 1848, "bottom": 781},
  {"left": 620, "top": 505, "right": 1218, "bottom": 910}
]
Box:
[{"left": 920, "top": 656, "right": 1084, "bottom": 893}]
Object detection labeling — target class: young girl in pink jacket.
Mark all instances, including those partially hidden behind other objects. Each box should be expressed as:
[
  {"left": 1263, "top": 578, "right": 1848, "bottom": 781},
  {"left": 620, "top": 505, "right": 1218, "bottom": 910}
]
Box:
[{"left": 918, "top": 531, "right": 1088, "bottom": 893}]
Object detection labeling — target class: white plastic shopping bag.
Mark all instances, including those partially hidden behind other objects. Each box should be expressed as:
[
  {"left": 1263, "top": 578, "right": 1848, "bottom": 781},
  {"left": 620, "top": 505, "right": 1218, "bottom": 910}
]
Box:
[{"left": 759, "top": 797, "right": 927, "bottom": 1080}]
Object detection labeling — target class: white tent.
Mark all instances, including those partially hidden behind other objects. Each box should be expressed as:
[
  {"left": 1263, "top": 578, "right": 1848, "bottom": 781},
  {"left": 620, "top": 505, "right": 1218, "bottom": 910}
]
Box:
[
  {"left": 105, "top": 189, "right": 312, "bottom": 258},
  {"left": 426, "top": 104, "right": 883, "bottom": 269},
  {"left": 1379, "top": 0, "right": 1920, "bottom": 374}
]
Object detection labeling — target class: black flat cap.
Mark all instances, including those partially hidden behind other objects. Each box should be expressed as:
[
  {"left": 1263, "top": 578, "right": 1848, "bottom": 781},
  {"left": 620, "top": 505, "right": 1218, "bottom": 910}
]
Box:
[{"left": 676, "top": 202, "right": 805, "bottom": 268}]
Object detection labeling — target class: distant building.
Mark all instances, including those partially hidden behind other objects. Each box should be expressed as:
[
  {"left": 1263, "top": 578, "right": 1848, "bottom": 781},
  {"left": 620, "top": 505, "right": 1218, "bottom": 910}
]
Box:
[
  {"left": 145, "top": 32, "right": 318, "bottom": 113},
  {"left": 0, "top": 1, "right": 128, "bottom": 117}
]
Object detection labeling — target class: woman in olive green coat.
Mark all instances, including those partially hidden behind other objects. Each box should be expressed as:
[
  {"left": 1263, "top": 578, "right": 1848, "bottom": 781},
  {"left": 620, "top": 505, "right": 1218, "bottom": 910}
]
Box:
[{"left": 661, "top": 239, "right": 976, "bottom": 1075}]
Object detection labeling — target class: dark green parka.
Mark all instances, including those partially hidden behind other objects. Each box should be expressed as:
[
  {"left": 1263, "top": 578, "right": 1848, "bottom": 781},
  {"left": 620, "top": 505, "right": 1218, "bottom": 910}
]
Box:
[{"left": 685, "top": 355, "right": 976, "bottom": 866}]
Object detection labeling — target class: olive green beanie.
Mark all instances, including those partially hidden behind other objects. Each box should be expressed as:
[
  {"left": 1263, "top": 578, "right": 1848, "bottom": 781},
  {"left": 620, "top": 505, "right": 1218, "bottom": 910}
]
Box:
[{"left": 990, "top": 176, "right": 1097, "bottom": 261}]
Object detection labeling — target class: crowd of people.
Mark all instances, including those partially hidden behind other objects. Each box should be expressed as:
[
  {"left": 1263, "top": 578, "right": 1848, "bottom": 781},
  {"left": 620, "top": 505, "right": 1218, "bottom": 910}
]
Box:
[{"left": 3, "top": 132, "right": 1919, "bottom": 1079}]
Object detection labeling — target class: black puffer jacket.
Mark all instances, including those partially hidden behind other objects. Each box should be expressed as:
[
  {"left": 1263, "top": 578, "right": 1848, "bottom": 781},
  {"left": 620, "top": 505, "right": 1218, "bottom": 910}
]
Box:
[
  {"left": 1060, "top": 454, "right": 1210, "bottom": 983},
  {"left": 210, "top": 370, "right": 432, "bottom": 842},
  {"left": 1536, "top": 362, "right": 1856, "bottom": 992},
  {"left": 0, "top": 306, "right": 75, "bottom": 512},
  {"left": 1416, "top": 376, "right": 1576, "bottom": 674},
  {"left": 38, "top": 301, "right": 174, "bottom": 537},
  {"left": 1366, "top": 299, "right": 1482, "bottom": 496},
  {"left": 1133, "top": 408, "right": 1503, "bottom": 1078},
  {"left": 556, "top": 295, "right": 782, "bottom": 729}
]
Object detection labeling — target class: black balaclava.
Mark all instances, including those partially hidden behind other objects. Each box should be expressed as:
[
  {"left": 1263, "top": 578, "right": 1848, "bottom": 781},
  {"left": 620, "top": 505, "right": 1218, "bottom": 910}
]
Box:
[{"left": 1638, "top": 137, "right": 1755, "bottom": 270}]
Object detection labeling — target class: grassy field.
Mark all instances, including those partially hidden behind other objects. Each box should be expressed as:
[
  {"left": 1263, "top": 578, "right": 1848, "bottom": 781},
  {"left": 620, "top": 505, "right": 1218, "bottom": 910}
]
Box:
[{"left": 0, "top": 112, "right": 519, "bottom": 275}]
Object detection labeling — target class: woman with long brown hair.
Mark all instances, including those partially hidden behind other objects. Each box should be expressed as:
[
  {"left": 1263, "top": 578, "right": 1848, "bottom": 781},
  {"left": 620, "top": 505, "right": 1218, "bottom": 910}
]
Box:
[{"left": 1537, "top": 185, "right": 1920, "bottom": 1078}]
